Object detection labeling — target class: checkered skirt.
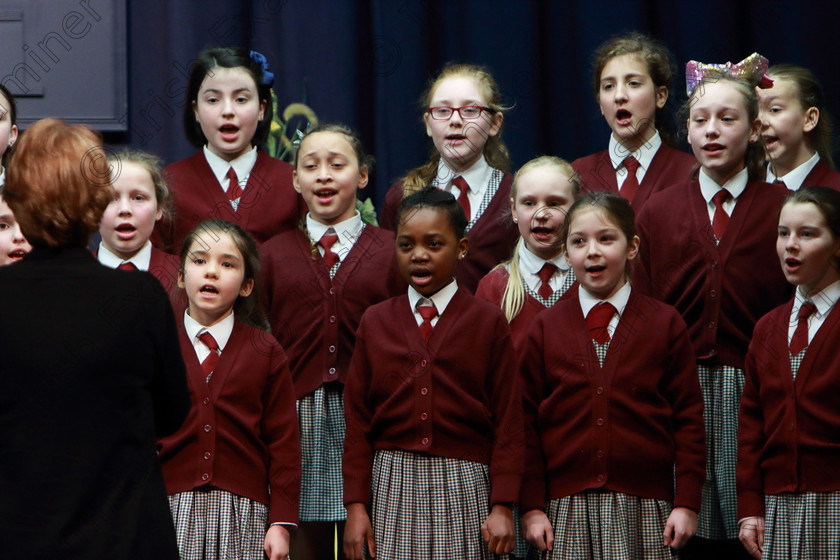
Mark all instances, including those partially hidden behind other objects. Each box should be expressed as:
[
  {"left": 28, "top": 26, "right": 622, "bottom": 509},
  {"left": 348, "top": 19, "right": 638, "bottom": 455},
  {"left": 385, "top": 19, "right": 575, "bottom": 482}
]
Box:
[
  {"left": 542, "top": 491, "right": 676, "bottom": 560},
  {"left": 763, "top": 491, "right": 840, "bottom": 559},
  {"left": 695, "top": 363, "right": 744, "bottom": 540},
  {"left": 169, "top": 488, "right": 268, "bottom": 560},
  {"left": 370, "top": 449, "right": 509, "bottom": 560},
  {"left": 297, "top": 384, "right": 346, "bottom": 521}
]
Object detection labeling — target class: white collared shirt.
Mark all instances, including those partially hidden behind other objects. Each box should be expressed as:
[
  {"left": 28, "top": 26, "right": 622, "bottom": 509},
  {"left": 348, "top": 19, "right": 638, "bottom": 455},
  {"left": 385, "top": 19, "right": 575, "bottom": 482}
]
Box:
[
  {"left": 407, "top": 280, "right": 459, "bottom": 328},
  {"left": 98, "top": 240, "right": 153, "bottom": 271},
  {"left": 698, "top": 167, "right": 749, "bottom": 224},
  {"left": 306, "top": 211, "right": 364, "bottom": 263},
  {"left": 608, "top": 131, "right": 662, "bottom": 191},
  {"left": 789, "top": 280, "right": 840, "bottom": 346},
  {"left": 202, "top": 145, "right": 258, "bottom": 209},
  {"left": 578, "top": 281, "right": 631, "bottom": 336},
  {"left": 183, "top": 309, "right": 235, "bottom": 363},
  {"left": 766, "top": 152, "right": 820, "bottom": 191},
  {"left": 431, "top": 155, "right": 493, "bottom": 222},
  {"left": 517, "top": 241, "right": 569, "bottom": 295}
]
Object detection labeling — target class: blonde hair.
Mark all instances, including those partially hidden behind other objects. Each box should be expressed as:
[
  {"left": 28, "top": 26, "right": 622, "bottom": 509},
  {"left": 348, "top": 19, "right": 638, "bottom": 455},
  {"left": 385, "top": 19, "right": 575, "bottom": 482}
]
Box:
[
  {"left": 401, "top": 63, "right": 510, "bottom": 196},
  {"left": 500, "top": 156, "right": 580, "bottom": 322}
]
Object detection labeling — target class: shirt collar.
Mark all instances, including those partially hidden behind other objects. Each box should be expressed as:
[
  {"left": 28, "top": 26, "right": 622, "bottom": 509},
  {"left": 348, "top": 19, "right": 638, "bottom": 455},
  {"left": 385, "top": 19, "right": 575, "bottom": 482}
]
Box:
[
  {"left": 433, "top": 154, "right": 491, "bottom": 192},
  {"left": 183, "top": 308, "right": 235, "bottom": 351},
  {"left": 306, "top": 211, "right": 363, "bottom": 245},
  {"left": 579, "top": 281, "right": 631, "bottom": 318},
  {"left": 408, "top": 279, "right": 459, "bottom": 316},
  {"left": 97, "top": 240, "right": 153, "bottom": 270},
  {"left": 796, "top": 279, "right": 840, "bottom": 318},
  {"left": 203, "top": 145, "right": 258, "bottom": 187},
  {"left": 518, "top": 240, "right": 569, "bottom": 275},
  {"left": 608, "top": 130, "right": 662, "bottom": 171},
  {"left": 0, "top": 166, "right": 5, "bottom": 186},
  {"left": 766, "top": 151, "right": 820, "bottom": 189},
  {"left": 698, "top": 167, "right": 749, "bottom": 204}
]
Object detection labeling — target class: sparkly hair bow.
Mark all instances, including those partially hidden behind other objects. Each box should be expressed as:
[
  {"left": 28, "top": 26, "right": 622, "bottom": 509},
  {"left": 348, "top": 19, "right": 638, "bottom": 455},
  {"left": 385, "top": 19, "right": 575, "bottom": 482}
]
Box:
[
  {"left": 249, "top": 50, "right": 275, "bottom": 87},
  {"left": 685, "top": 52, "right": 774, "bottom": 96}
]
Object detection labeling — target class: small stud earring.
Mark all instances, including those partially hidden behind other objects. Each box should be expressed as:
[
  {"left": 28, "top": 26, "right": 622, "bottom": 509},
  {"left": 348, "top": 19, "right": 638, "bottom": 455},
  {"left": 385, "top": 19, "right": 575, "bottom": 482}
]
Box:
[{"left": 513, "top": 217, "right": 518, "bottom": 223}]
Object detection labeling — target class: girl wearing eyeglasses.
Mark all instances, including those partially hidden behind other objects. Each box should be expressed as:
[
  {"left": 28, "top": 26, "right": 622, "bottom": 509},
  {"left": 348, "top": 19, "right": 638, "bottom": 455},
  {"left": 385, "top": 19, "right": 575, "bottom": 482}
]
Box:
[
  {"left": 571, "top": 32, "right": 696, "bottom": 212},
  {"left": 378, "top": 63, "right": 519, "bottom": 294}
]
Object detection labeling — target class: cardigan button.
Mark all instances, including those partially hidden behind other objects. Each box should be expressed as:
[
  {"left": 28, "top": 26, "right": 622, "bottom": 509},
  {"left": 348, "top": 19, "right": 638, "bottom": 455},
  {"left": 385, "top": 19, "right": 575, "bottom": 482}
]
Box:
[
  {"left": 329, "top": 367, "right": 336, "bottom": 375},
  {"left": 329, "top": 288, "right": 335, "bottom": 295},
  {"left": 710, "top": 289, "right": 717, "bottom": 298},
  {"left": 203, "top": 397, "right": 210, "bottom": 405},
  {"left": 596, "top": 387, "right": 604, "bottom": 395},
  {"left": 420, "top": 359, "right": 427, "bottom": 368},
  {"left": 708, "top": 321, "right": 715, "bottom": 329},
  {"left": 204, "top": 424, "right": 212, "bottom": 432},
  {"left": 204, "top": 452, "right": 211, "bottom": 460},
  {"left": 329, "top": 315, "right": 336, "bottom": 323},
  {"left": 420, "top": 412, "right": 428, "bottom": 421},
  {"left": 596, "top": 418, "right": 604, "bottom": 426},
  {"left": 597, "top": 474, "right": 605, "bottom": 482},
  {"left": 421, "top": 387, "right": 428, "bottom": 396},
  {"left": 421, "top": 437, "right": 429, "bottom": 446},
  {"left": 711, "top": 261, "right": 718, "bottom": 269},
  {"left": 789, "top": 422, "right": 795, "bottom": 431},
  {"left": 596, "top": 450, "right": 604, "bottom": 458},
  {"left": 202, "top": 473, "right": 209, "bottom": 481},
  {"left": 329, "top": 345, "right": 336, "bottom": 353}
]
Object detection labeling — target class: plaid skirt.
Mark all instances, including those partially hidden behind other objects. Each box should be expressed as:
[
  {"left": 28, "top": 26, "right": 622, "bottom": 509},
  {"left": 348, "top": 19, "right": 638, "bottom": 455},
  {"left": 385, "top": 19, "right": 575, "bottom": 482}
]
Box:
[
  {"left": 696, "top": 363, "right": 744, "bottom": 540},
  {"left": 542, "top": 491, "right": 675, "bottom": 560},
  {"left": 762, "top": 492, "right": 840, "bottom": 559},
  {"left": 297, "top": 384, "right": 346, "bottom": 521},
  {"left": 169, "top": 488, "right": 267, "bottom": 560},
  {"left": 371, "top": 449, "right": 509, "bottom": 560}
]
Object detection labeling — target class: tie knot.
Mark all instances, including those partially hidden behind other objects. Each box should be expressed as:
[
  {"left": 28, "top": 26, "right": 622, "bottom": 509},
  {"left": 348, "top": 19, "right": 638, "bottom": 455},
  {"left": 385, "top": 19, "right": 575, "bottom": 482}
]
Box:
[
  {"left": 798, "top": 301, "right": 817, "bottom": 320},
  {"left": 117, "top": 261, "right": 136, "bottom": 271},
  {"left": 226, "top": 167, "right": 237, "bottom": 182},
  {"left": 452, "top": 175, "right": 469, "bottom": 192},
  {"left": 537, "top": 262, "right": 557, "bottom": 285},
  {"left": 713, "top": 189, "right": 731, "bottom": 207},
  {"left": 319, "top": 233, "right": 339, "bottom": 252},
  {"left": 587, "top": 302, "right": 616, "bottom": 344},
  {"left": 199, "top": 331, "right": 219, "bottom": 352},
  {"left": 623, "top": 156, "right": 640, "bottom": 173},
  {"left": 417, "top": 303, "right": 438, "bottom": 322}
]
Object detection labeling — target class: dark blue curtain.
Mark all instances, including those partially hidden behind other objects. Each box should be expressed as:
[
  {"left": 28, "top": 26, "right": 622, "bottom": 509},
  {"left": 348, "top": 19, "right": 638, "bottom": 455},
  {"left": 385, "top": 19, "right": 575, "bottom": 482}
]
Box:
[{"left": 122, "top": 0, "right": 840, "bottom": 212}]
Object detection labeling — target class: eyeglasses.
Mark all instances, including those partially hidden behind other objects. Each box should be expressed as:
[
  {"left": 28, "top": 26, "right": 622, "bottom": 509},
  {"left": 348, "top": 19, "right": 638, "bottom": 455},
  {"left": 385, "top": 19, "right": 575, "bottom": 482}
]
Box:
[{"left": 427, "top": 105, "right": 494, "bottom": 120}]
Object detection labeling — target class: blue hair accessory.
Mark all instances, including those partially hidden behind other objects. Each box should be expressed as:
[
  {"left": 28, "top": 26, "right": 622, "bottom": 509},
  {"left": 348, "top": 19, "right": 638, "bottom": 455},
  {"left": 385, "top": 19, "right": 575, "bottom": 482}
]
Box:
[
  {"left": 250, "top": 50, "right": 274, "bottom": 87},
  {"left": 291, "top": 122, "right": 312, "bottom": 151}
]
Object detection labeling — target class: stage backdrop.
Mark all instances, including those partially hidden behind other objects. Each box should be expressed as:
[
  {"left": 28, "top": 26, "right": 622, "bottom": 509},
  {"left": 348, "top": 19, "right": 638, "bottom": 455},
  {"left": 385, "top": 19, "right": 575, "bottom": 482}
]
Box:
[{"left": 119, "top": 0, "right": 840, "bottom": 211}]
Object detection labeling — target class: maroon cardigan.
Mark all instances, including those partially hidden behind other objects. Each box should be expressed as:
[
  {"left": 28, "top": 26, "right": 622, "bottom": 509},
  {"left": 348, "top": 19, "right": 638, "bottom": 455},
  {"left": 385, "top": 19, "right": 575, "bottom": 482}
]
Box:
[
  {"left": 158, "top": 318, "right": 301, "bottom": 524},
  {"left": 571, "top": 144, "right": 696, "bottom": 211},
  {"left": 474, "top": 265, "right": 575, "bottom": 355},
  {"left": 738, "top": 299, "right": 840, "bottom": 519},
  {"left": 802, "top": 160, "right": 840, "bottom": 190},
  {"left": 634, "top": 180, "right": 792, "bottom": 367},
  {"left": 154, "top": 150, "right": 304, "bottom": 253},
  {"left": 260, "top": 226, "right": 405, "bottom": 399},
  {"left": 343, "top": 288, "right": 523, "bottom": 507},
  {"left": 378, "top": 173, "right": 518, "bottom": 294},
  {"left": 519, "top": 286, "right": 705, "bottom": 513}
]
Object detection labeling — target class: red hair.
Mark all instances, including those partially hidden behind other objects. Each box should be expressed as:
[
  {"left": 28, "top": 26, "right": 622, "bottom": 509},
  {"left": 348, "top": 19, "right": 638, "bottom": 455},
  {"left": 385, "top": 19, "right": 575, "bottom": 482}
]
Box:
[{"left": 5, "top": 118, "right": 113, "bottom": 247}]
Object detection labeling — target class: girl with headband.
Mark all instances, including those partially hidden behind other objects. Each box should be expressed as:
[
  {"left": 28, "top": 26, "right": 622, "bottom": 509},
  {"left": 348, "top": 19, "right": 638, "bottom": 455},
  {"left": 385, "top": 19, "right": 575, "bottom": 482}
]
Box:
[{"left": 634, "top": 53, "right": 793, "bottom": 558}]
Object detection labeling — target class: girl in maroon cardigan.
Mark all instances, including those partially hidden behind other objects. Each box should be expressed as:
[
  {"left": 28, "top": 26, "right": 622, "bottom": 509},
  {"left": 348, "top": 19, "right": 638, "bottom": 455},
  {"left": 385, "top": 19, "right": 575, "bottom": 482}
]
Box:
[
  {"left": 344, "top": 187, "right": 523, "bottom": 560},
  {"left": 476, "top": 155, "right": 580, "bottom": 353},
  {"left": 634, "top": 62, "right": 792, "bottom": 558},
  {"left": 158, "top": 220, "right": 300, "bottom": 560},
  {"left": 261, "top": 124, "right": 403, "bottom": 560},
  {"left": 758, "top": 64, "right": 840, "bottom": 190},
  {"left": 153, "top": 47, "right": 302, "bottom": 254},
  {"left": 571, "top": 32, "right": 695, "bottom": 211},
  {"left": 738, "top": 187, "right": 840, "bottom": 559},
  {"left": 97, "top": 149, "right": 184, "bottom": 310},
  {"left": 521, "top": 193, "right": 704, "bottom": 559},
  {"left": 378, "top": 63, "right": 518, "bottom": 293}
]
